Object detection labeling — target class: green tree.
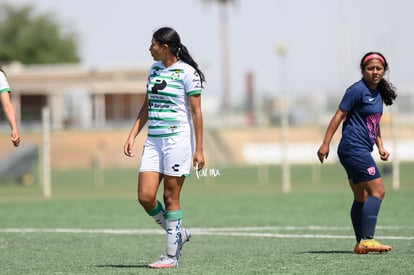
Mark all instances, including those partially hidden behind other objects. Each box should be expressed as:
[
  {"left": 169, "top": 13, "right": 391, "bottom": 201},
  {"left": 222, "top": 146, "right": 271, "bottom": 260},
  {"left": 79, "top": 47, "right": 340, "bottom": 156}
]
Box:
[{"left": 0, "top": 4, "right": 80, "bottom": 64}]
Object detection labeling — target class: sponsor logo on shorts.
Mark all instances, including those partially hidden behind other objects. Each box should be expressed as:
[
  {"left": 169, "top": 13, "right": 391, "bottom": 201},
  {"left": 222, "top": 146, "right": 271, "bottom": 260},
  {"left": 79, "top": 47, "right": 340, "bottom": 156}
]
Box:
[
  {"left": 367, "top": 166, "right": 376, "bottom": 176},
  {"left": 172, "top": 164, "right": 180, "bottom": 172}
]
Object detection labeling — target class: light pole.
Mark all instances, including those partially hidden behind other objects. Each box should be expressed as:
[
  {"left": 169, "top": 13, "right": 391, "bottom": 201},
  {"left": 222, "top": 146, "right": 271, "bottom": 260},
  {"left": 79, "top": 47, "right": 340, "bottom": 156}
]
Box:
[
  {"left": 219, "top": 1, "right": 231, "bottom": 116},
  {"left": 276, "top": 44, "right": 291, "bottom": 193},
  {"left": 204, "top": 0, "right": 235, "bottom": 120}
]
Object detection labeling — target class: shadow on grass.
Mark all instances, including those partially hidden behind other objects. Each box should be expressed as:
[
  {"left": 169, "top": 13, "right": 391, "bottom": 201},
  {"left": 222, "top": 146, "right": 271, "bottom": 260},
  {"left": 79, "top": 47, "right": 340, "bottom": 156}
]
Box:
[
  {"left": 96, "top": 264, "right": 148, "bottom": 269},
  {"left": 297, "top": 250, "right": 354, "bottom": 254}
]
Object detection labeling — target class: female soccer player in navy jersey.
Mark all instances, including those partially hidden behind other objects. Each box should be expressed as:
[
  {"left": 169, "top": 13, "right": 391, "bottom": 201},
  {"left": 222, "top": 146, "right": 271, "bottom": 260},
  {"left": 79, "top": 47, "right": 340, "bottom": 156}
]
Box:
[
  {"left": 124, "top": 27, "right": 205, "bottom": 268},
  {"left": 317, "top": 52, "right": 397, "bottom": 254}
]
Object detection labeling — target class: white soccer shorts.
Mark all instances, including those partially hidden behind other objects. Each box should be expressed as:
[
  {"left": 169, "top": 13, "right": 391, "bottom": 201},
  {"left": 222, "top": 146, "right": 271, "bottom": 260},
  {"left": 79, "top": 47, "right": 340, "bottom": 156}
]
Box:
[{"left": 139, "top": 136, "right": 193, "bottom": 177}]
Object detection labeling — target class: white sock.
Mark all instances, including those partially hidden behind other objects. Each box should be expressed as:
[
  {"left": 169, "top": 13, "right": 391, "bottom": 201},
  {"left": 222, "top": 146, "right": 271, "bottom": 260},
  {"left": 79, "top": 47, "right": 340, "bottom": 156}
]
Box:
[
  {"left": 166, "top": 218, "right": 182, "bottom": 258},
  {"left": 147, "top": 201, "right": 166, "bottom": 230},
  {"left": 152, "top": 210, "right": 166, "bottom": 230}
]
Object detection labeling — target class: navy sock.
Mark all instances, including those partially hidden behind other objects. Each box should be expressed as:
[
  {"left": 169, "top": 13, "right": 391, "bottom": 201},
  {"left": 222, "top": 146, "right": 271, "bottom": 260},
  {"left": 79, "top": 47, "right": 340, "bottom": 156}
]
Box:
[
  {"left": 350, "top": 201, "right": 364, "bottom": 243},
  {"left": 361, "top": 196, "right": 382, "bottom": 239}
]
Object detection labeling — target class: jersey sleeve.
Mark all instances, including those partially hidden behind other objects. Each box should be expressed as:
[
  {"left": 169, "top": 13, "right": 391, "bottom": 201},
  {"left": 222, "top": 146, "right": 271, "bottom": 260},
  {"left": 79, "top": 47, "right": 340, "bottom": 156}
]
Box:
[
  {"left": 339, "top": 83, "right": 362, "bottom": 113},
  {"left": 183, "top": 67, "right": 202, "bottom": 96},
  {"left": 0, "top": 71, "right": 11, "bottom": 93}
]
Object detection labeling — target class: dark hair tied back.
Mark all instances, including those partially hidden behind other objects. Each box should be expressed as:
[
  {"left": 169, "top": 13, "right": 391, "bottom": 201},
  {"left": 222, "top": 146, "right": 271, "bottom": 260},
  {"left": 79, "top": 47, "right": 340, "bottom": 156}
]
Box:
[
  {"left": 153, "top": 27, "right": 205, "bottom": 86},
  {"left": 360, "top": 52, "right": 397, "bottom": 106}
]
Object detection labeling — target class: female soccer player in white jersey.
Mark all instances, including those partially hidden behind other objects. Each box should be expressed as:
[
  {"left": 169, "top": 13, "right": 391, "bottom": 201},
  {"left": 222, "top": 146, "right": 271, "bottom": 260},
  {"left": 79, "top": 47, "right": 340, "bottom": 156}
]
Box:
[
  {"left": 124, "top": 27, "right": 205, "bottom": 268},
  {"left": 0, "top": 67, "right": 20, "bottom": 147}
]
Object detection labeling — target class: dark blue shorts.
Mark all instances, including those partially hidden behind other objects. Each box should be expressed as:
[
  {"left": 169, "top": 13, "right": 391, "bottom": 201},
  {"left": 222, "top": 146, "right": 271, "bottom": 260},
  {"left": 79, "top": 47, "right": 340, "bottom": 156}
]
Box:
[{"left": 338, "top": 153, "right": 381, "bottom": 184}]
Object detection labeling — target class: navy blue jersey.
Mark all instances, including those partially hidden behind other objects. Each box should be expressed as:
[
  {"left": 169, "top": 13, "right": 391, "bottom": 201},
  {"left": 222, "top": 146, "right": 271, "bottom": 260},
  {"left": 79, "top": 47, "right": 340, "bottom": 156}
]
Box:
[{"left": 338, "top": 80, "right": 383, "bottom": 155}]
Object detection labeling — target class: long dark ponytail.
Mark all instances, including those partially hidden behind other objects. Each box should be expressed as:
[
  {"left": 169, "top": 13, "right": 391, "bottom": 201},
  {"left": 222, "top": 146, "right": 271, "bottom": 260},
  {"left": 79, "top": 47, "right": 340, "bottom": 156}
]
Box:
[
  {"left": 153, "top": 27, "right": 205, "bottom": 86},
  {"left": 360, "top": 52, "right": 397, "bottom": 106}
]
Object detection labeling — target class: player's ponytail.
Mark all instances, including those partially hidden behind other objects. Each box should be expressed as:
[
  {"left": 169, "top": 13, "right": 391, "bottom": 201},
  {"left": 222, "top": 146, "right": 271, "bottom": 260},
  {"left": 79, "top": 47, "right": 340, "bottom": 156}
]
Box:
[
  {"left": 153, "top": 27, "right": 205, "bottom": 87},
  {"left": 378, "top": 78, "right": 397, "bottom": 106},
  {"left": 176, "top": 44, "right": 205, "bottom": 86}
]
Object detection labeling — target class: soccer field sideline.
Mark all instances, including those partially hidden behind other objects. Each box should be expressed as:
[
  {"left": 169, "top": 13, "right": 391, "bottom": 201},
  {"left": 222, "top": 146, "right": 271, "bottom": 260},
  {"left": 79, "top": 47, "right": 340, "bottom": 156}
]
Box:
[{"left": 1, "top": 225, "right": 413, "bottom": 240}]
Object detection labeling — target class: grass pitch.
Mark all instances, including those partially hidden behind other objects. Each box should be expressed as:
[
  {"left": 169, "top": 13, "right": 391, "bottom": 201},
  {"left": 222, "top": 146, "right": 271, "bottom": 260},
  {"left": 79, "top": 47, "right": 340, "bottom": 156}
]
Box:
[{"left": 0, "top": 163, "right": 413, "bottom": 274}]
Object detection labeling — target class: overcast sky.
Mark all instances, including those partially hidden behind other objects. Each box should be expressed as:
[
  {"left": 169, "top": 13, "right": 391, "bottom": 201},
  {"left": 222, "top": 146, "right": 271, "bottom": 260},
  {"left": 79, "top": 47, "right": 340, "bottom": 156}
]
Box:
[{"left": 7, "top": 0, "right": 414, "bottom": 108}]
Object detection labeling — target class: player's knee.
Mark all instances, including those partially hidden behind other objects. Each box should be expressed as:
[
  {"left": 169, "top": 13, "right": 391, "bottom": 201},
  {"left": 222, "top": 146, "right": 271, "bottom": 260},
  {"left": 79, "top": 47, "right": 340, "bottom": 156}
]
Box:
[
  {"left": 372, "top": 187, "right": 385, "bottom": 200},
  {"left": 138, "top": 193, "right": 155, "bottom": 208},
  {"left": 376, "top": 190, "right": 385, "bottom": 200},
  {"left": 163, "top": 193, "right": 178, "bottom": 209}
]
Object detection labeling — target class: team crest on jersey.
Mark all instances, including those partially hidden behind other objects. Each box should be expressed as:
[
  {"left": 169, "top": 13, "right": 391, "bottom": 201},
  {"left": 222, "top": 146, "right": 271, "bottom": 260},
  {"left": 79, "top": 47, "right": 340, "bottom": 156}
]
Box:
[
  {"left": 367, "top": 166, "right": 376, "bottom": 176},
  {"left": 171, "top": 70, "right": 180, "bottom": 80}
]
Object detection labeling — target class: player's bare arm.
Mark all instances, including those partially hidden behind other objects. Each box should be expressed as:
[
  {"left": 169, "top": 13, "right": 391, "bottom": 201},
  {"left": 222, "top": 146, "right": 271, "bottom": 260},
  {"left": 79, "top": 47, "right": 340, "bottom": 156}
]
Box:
[
  {"left": 189, "top": 94, "right": 205, "bottom": 169},
  {"left": 317, "top": 108, "right": 347, "bottom": 163},
  {"left": 124, "top": 95, "right": 149, "bottom": 157}
]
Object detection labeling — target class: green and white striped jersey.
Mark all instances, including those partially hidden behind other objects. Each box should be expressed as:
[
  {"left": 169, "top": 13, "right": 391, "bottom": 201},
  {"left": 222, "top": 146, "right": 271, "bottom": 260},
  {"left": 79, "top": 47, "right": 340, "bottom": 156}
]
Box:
[
  {"left": 0, "top": 71, "right": 11, "bottom": 94},
  {"left": 146, "top": 60, "right": 202, "bottom": 138}
]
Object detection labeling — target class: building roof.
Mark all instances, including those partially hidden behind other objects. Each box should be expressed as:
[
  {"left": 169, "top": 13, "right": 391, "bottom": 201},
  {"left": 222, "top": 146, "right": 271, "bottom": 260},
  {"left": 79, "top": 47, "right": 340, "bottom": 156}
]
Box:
[{"left": 5, "top": 63, "right": 148, "bottom": 95}]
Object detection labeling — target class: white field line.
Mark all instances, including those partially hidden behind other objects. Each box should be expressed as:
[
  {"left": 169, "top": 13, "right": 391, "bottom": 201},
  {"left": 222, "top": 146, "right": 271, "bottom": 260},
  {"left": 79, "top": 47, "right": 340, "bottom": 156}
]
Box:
[{"left": 0, "top": 226, "right": 413, "bottom": 240}]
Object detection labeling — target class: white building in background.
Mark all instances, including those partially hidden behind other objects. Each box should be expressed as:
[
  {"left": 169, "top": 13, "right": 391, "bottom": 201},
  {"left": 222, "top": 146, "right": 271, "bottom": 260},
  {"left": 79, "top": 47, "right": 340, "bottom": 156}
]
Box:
[{"left": 3, "top": 63, "right": 148, "bottom": 130}]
